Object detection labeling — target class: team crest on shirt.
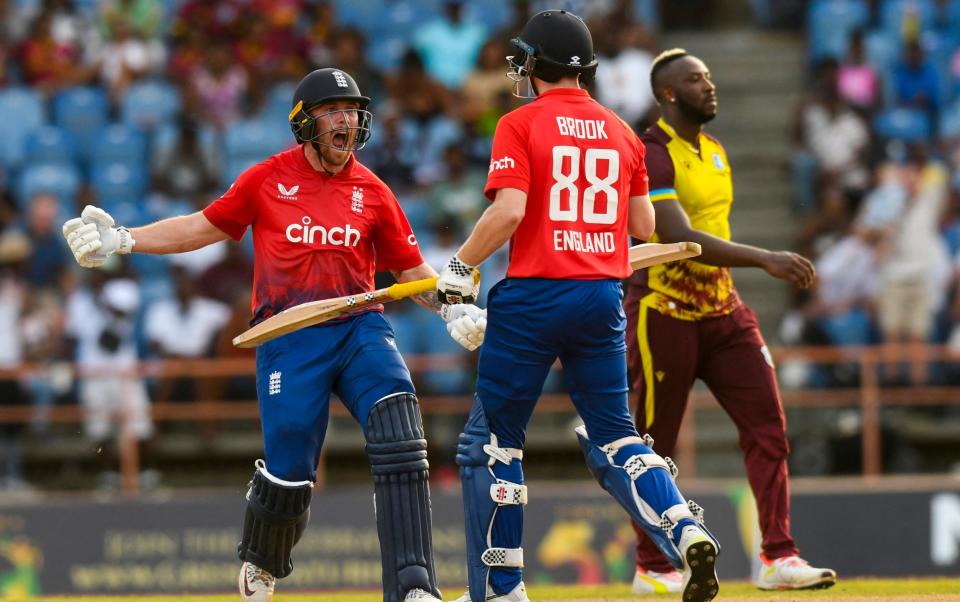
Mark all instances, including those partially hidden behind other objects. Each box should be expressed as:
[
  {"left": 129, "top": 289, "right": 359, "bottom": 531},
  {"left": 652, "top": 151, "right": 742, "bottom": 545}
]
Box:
[
  {"left": 278, "top": 182, "right": 300, "bottom": 200},
  {"left": 351, "top": 186, "right": 364, "bottom": 213},
  {"left": 712, "top": 153, "right": 725, "bottom": 171}
]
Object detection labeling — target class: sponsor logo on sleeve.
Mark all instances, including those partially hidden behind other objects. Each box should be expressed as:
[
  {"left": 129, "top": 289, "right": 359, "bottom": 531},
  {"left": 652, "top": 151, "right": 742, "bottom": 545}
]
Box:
[{"left": 489, "top": 156, "right": 515, "bottom": 173}]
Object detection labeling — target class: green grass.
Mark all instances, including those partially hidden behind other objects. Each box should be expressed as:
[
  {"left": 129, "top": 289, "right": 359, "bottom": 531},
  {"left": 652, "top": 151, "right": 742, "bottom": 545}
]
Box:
[{"left": 31, "top": 577, "right": 960, "bottom": 601}]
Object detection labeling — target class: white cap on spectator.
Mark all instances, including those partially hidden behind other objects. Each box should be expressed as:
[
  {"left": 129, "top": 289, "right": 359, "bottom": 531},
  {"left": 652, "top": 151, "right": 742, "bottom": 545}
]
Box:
[{"left": 102, "top": 279, "right": 140, "bottom": 314}]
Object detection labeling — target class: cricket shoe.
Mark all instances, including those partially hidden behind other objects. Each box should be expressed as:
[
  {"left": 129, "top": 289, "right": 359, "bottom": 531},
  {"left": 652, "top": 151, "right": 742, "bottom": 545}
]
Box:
[
  {"left": 677, "top": 524, "right": 719, "bottom": 602},
  {"left": 449, "top": 582, "right": 530, "bottom": 602},
  {"left": 405, "top": 588, "right": 442, "bottom": 601},
  {"left": 755, "top": 554, "right": 837, "bottom": 590},
  {"left": 631, "top": 568, "right": 682, "bottom": 595},
  {"left": 239, "top": 561, "right": 275, "bottom": 602}
]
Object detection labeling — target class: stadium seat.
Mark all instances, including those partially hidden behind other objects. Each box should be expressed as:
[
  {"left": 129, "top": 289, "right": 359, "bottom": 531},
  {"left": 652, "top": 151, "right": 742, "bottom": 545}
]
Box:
[
  {"left": 23, "top": 125, "right": 79, "bottom": 165},
  {"left": 0, "top": 87, "right": 46, "bottom": 168},
  {"left": 15, "top": 162, "right": 82, "bottom": 210},
  {"left": 52, "top": 86, "right": 110, "bottom": 154},
  {"left": 880, "top": 0, "right": 935, "bottom": 34},
  {"left": 121, "top": 80, "right": 182, "bottom": 131},
  {"left": 461, "top": 0, "right": 513, "bottom": 34},
  {"left": 807, "top": 0, "right": 869, "bottom": 61},
  {"left": 222, "top": 156, "right": 261, "bottom": 188},
  {"left": 87, "top": 123, "right": 148, "bottom": 165},
  {"left": 940, "top": 100, "right": 960, "bottom": 137},
  {"left": 367, "top": 35, "right": 410, "bottom": 73},
  {"left": 152, "top": 121, "right": 219, "bottom": 164},
  {"left": 264, "top": 81, "right": 298, "bottom": 126},
  {"left": 90, "top": 161, "right": 149, "bottom": 206},
  {"left": 873, "top": 108, "right": 932, "bottom": 141},
  {"left": 224, "top": 118, "right": 291, "bottom": 161}
]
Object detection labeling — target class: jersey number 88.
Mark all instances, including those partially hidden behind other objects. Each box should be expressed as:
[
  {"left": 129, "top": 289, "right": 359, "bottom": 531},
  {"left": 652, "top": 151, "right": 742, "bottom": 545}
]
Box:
[{"left": 549, "top": 146, "right": 619, "bottom": 225}]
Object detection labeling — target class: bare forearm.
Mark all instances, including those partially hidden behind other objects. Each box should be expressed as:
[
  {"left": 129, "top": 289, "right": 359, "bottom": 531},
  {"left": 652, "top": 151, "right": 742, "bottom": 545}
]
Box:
[
  {"left": 661, "top": 228, "right": 770, "bottom": 268},
  {"left": 128, "top": 212, "right": 229, "bottom": 254},
  {"left": 393, "top": 262, "right": 441, "bottom": 312}
]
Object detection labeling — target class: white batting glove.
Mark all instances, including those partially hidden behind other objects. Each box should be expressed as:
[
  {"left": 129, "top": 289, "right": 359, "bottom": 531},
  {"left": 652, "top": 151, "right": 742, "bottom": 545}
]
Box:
[
  {"left": 62, "top": 206, "right": 135, "bottom": 268},
  {"left": 437, "top": 255, "right": 480, "bottom": 304},
  {"left": 441, "top": 304, "right": 486, "bottom": 351}
]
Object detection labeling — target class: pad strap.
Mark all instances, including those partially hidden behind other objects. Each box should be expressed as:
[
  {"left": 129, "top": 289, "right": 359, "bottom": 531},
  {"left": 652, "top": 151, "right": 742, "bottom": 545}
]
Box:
[
  {"left": 490, "top": 480, "right": 528, "bottom": 505},
  {"left": 483, "top": 433, "right": 523, "bottom": 465},
  {"left": 481, "top": 547, "right": 524, "bottom": 568}
]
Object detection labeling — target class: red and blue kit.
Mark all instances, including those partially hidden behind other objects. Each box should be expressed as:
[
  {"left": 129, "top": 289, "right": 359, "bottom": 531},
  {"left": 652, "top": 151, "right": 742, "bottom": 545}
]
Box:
[
  {"left": 203, "top": 147, "right": 423, "bottom": 324},
  {"left": 484, "top": 87, "right": 649, "bottom": 280}
]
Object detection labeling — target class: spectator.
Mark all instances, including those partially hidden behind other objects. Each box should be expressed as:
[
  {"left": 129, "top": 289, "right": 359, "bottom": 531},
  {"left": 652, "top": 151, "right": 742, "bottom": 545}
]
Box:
[
  {"left": 459, "top": 37, "right": 516, "bottom": 136},
  {"left": 96, "top": 16, "right": 166, "bottom": 102},
  {"left": 0, "top": 238, "right": 30, "bottom": 491},
  {"left": 184, "top": 41, "right": 249, "bottom": 130},
  {"left": 427, "top": 143, "right": 487, "bottom": 231},
  {"left": 66, "top": 276, "right": 154, "bottom": 490},
  {"left": 99, "top": 0, "right": 163, "bottom": 40},
  {"left": 837, "top": 30, "right": 881, "bottom": 114},
  {"left": 874, "top": 153, "right": 951, "bottom": 384},
  {"left": 196, "top": 242, "right": 253, "bottom": 306},
  {"left": 893, "top": 40, "right": 941, "bottom": 122},
  {"left": 360, "top": 103, "right": 416, "bottom": 190},
  {"left": 387, "top": 52, "right": 452, "bottom": 123},
  {"left": 594, "top": 23, "right": 657, "bottom": 129},
  {"left": 412, "top": 0, "right": 487, "bottom": 89},
  {"left": 330, "top": 28, "right": 384, "bottom": 107},
  {"left": 151, "top": 116, "right": 219, "bottom": 201},
  {"left": 145, "top": 266, "right": 230, "bottom": 402},
  {"left": 793, "top": 59, "right": 871, "bottom": 210},
  {"left": 23, "top": 193, "right": 70, "bottom": 290},
  {"left": 19, "top": 9, "right": 95, "bottom": 94},
  {"left": 301, "top": 0, "right": 336, "bottom": 69}
]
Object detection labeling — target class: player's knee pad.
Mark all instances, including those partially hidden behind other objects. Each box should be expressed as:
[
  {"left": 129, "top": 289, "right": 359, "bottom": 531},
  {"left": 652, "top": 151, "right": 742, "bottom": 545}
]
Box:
[
  {"left": 575, "top": 425, "right": 693, "bottom": 569},
  {"left": 456, "top": 399, "right": 527, "bottom": 599},
  {"left": 366, "top": 392, "right": 440, "bottom": 602},
  {"left": 237, "top": 459, "right": 313, "bottom": 579}
]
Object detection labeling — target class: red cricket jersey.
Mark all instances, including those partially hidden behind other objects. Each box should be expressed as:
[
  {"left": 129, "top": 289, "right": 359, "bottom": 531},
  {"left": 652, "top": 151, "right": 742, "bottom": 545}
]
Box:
[
  {"left": 484, "top": 88, "right": 649, "bottom": 279},
  {"left": 203, "top": 147, "right": 424, "bottom": 324}
]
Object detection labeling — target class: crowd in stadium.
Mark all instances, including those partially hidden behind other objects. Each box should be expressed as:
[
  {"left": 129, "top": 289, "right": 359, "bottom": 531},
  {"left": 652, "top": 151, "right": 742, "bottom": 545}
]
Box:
[
  {"left": 787, "top": 0, "right": 960, "bottom": 388},
  {"left": 0, "top": 0, "right": 958, "bottom": 490}
]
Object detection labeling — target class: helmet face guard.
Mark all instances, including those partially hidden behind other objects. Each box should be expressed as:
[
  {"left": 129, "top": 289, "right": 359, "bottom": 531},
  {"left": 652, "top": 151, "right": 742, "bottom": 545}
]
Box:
[
  {"left": 506, "top": 38, "right": 538, "bottom": 99},
  {"left": 289, "top": 100, "right": 373, "bottom": 151},
  {"left": 505, "top": 10, "right": 599, "bottom": 99}
]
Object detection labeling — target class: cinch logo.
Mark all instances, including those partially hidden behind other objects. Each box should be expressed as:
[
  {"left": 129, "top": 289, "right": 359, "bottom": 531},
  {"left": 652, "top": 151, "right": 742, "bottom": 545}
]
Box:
[
  {"left": 285, "top": 216, "right": 361, "bottom": 246},
  {"left": 489, "top": 156, "right": 515, "bottom": 173},
  {"left": 278, "top": 183, "right": 299, "bottom": 200}
]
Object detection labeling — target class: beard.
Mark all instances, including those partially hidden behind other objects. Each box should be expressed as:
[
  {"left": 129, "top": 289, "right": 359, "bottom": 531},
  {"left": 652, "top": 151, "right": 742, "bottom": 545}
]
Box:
[{"left": 676, "top": 95, "right": 717, "bottom": 125}]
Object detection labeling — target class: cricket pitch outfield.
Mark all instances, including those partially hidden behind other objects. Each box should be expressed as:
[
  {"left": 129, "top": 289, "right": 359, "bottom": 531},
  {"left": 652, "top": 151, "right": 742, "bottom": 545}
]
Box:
[{"left": 30, "top": 578, "right": 960, "bottom": 601}]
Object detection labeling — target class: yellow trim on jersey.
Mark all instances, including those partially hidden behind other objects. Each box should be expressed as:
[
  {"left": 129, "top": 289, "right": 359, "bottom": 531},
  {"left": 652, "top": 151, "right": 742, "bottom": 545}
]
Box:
[
  {"left": 638, "top": 293, "right": 657, "bottom": 430},
  {"left": 648, "top": 187, "right": 678, "bottom": 202}
]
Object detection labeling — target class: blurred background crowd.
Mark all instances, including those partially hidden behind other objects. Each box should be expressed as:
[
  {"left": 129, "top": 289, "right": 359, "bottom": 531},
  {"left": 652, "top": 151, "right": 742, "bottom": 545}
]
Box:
[{"left": 0, "top": 0, "right": 957, "bottom": 492}]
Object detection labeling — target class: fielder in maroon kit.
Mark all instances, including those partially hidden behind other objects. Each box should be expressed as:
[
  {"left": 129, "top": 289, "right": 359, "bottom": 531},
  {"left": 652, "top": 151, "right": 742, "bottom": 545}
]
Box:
[
  {"left": 63, "top": 68, "right": 488, "bottom": 602},
  {"left": 625, "top": 49, "right": 837, "bottom": 594}
]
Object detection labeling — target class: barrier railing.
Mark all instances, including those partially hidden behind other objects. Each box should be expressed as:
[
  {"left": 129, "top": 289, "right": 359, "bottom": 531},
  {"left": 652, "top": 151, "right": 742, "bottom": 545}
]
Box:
[{"left": 1, "top": 345, "right": 958, "bottom": 494}]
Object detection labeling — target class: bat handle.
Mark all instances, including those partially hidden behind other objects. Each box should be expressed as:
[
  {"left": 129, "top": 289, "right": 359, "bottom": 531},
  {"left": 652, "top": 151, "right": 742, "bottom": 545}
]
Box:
[{"left": 387, "top": 277, "right": 438, "bottom": 300}]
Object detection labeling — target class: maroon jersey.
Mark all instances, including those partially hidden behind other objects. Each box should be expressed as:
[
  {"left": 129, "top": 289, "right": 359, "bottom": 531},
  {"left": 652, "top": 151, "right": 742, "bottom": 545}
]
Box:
[
  {"left": 203, "top": 147, "right": 423, "bottom": 324},
  {"left": 484, "top": 88, "right": 649, "bottom": 280}
]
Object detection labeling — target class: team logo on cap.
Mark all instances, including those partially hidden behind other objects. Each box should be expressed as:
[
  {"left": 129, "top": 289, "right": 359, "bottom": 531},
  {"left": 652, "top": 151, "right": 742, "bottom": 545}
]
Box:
[
  {"left": 333, "top": 70, "right": 349, "bottom": 88},
  {"left": 570, "top": 56, "right": 581, "bottom": 66}
]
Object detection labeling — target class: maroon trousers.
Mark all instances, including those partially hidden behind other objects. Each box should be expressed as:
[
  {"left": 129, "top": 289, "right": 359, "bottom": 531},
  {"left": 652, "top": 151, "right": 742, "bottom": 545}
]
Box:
[{"left": 624, "top": 287, "right": 799, "bottom": 572}]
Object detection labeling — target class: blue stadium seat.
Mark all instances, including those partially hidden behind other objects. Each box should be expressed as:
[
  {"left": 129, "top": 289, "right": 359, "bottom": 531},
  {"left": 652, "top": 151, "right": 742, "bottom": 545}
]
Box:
[
  {"left": 152, "top": 121, "right": 219, "bottom": 162},
  {"left": 23, "top": 125, "right": 79, "bottom": 165},
  {"left": 222, "top": 156, "right": 261, "bottom": 188},
  {"left": 121, "top": 80, "right": 181, "bottom": 131},
  {"left": 880, "top": 0, "right": 935, "bottom": 34},
  {"left": 807, "top": 0, "right": 869, "bottom": 61},
  {"left": 52, "top": 86, "right": 110, "bottom": 152},
  {"left": 90, "top": 161, "right": 148, "bottom": 206},
  {"left": 940, "top": 100, "right": 960, "bottom": 137},
  {"left": 88, "top": 123, "right": 148, "bottom": 165},
  {"left": 367, "top": 35, "right": 409, "bottom": 73},
  {"left": 225, "top": 118, "right": 291, "bottom": 161},
  {"left": 0, "top": 87, "right": 46, "bottom": 168},
  {"left": 419, "top": 310, "right": 470, "bottom": 394},
  {"left": 873, "top": 108, "right": 932, "bottom": 141},
  {"left": 15, "top": 162, "right": 82, "bottom": 210},
  {"left": 333, "top": 0, "right": 386, "bottom": 33},
  {"left": 461, "top": 0, "right": 513, "bottom": 33},
  {"left": 264, "top": 81, "right": 298, "bottom": 126}
]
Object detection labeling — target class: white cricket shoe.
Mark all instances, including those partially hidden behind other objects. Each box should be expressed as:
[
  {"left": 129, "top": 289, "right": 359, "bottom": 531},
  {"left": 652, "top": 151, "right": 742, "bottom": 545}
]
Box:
[
  {"left": 755, "top": 554, "right": 837, "bottom": 590},
  {"left": 677, "top": 525, "right": 719, "bottom": 602},
  {"left": 631, "top": 568, "right": 682, "bottom": 594},
  {"left": 239, "top": 561, "right": 275, "bottom": 602},
  {"left": 449, "top": 582, "right": 530, "bottom": 602},
  {"left": 405, "top": 588, "right": 442, "bottom": 601}
]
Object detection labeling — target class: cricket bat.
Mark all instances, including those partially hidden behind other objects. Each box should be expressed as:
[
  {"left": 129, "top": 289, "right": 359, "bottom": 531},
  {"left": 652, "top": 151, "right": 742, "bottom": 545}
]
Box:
[
  {"left": 629, "top": 241, "right": 701, "bottom": 269},
  {"left": 232, "top": 277, "right": 437, "bottom": 348},
  {"left": 233, "top": 242, "right": 699, "bottom": 348}
]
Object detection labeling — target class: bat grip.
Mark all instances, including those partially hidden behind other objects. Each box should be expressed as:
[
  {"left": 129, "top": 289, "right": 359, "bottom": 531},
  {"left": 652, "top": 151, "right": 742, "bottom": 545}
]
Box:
[{"left": 387, "top": 277, "right": 438, "bottom": 299}]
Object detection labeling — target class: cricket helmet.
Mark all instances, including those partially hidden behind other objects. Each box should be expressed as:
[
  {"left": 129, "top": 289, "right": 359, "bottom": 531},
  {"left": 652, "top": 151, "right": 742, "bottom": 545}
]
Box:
[
  {"left": 507, "top": 9, "right": 598, "bottom": 86},
  {"left": 288, "top": 68, "right": 372, "bottom": 150}
]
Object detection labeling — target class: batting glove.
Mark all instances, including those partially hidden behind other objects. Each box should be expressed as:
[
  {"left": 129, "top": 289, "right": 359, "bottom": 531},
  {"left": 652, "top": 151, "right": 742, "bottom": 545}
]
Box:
[
  {"left": 441, "top": 304, "right": 486, "bottom": 351},
  {"left": 437, "top": 255, "right": 480, "bottom": 304},
  {"left": 62, "top": 205, "right": 135, "bottom": 268}
]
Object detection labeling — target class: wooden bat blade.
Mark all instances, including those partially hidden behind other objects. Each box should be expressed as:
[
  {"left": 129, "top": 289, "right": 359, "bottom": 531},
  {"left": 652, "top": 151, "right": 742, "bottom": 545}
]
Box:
[
  {"left": 232, "top": 277, "right": 437, "bottom": 348},
  {"left": 628, "top": 242, "right": 701, "bottom": 270}
]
